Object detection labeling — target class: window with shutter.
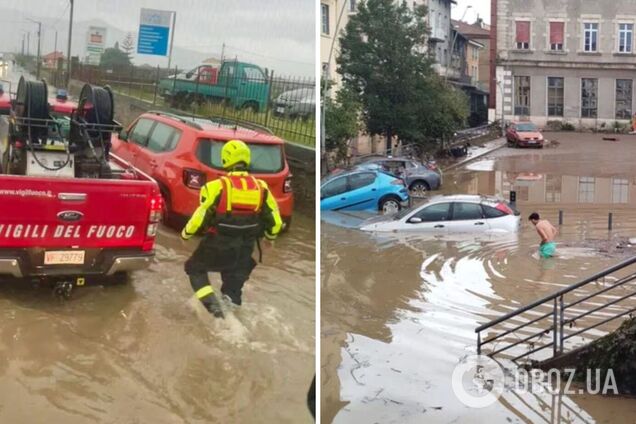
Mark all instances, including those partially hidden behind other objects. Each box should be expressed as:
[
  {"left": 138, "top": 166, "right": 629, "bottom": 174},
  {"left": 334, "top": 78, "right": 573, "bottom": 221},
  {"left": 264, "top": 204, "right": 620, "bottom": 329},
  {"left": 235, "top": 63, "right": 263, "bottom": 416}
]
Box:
[
  {"left": 549, "top": 22, "right": 564, "bottom": 51},
  {"left": 516, "top": 21, "right": 531, "bottom": 50}
]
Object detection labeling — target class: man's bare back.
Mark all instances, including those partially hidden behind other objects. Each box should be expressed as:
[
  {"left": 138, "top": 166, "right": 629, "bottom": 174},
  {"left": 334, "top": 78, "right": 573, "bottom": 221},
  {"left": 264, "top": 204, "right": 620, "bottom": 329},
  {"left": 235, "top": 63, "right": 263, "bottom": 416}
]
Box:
[{"left": 535, "top": 219, "right": 557, "bottom": 244}]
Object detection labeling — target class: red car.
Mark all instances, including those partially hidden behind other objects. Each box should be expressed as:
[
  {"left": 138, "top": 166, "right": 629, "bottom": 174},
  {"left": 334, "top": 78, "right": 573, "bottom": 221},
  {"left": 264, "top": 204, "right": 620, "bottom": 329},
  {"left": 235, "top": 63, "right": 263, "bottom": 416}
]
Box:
[
  {"left": 0, "top": 83, "right": 11, "bottom": 114},
  {"left": 111, "top": 111, "right": 294, "bottom": 228},
  {"left": 49, "top": 89, "right": 77, "bottom": 115},
  {"left": 506, "top": 121, "right": 544, "bottom": 148}
]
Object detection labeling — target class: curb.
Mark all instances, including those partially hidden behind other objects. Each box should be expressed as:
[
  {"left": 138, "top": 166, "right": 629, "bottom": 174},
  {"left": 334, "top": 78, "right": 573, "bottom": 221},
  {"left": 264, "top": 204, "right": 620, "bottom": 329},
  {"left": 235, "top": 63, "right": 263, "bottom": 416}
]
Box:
[{"left": 442, "top": 139, "right": 507, "bottom": 172}]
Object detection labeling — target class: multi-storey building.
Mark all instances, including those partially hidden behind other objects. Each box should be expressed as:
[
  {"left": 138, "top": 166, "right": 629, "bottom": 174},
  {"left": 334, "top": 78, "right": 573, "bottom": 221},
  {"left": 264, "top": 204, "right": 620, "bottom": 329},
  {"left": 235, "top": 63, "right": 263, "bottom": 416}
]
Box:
[
  {"left": 320, "top": 0, "right": 456, "bottom": 86},
  {"left": 493, "top": 0, "right": 636, "bottom": 127},
  {"left": 452, "top": 19, "right": 491, "bottom": 92}
]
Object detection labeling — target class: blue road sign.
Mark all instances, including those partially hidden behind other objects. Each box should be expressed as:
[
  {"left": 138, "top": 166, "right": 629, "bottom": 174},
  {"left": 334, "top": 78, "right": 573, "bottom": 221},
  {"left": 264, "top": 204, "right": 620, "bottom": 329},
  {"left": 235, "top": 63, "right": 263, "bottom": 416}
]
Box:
[{"left": 138, "top": 8, "right": 172, "bottom": 56}]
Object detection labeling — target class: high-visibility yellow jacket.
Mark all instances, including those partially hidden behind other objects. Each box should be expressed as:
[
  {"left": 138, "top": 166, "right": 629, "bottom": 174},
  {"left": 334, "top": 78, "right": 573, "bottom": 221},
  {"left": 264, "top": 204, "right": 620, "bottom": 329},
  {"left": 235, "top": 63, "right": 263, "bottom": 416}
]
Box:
[{"left": 181, "top": 171, "right": 282, "bottom": 240}]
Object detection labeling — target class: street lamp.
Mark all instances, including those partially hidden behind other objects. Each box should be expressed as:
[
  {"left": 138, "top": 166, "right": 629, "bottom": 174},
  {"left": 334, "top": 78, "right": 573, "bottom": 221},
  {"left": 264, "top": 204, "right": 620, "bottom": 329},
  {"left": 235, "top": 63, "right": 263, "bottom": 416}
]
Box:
[
  {"left": 26, "top": 18, "right": 42, "bottom": 79},
  {"left": 447, "top": 5, "right": 472, "bottom": 81}
]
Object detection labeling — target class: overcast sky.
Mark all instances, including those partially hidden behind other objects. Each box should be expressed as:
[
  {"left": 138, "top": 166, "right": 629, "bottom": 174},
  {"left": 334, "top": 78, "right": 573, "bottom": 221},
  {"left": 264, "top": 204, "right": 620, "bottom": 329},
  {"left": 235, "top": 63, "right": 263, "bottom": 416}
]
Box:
[
  {"left": 0, "top": 0, "right": 315, "bottom": 76},
  {"left": 451, "top": 0, "right": 490, "bottom": 25}
]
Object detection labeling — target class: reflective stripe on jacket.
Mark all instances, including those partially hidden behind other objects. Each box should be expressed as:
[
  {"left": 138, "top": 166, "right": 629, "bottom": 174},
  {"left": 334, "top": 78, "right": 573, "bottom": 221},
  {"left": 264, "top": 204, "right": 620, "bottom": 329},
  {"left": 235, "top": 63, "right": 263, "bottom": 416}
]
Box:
[{"left": 183, "top": 171, "right": 283, "bottom": 239}]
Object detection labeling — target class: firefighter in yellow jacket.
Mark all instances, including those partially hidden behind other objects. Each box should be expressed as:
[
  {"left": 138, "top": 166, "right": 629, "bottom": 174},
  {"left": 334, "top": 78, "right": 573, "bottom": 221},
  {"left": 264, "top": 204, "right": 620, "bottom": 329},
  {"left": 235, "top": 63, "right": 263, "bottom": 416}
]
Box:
[{"left": 181, "top": 139, "right": 283, "bottom": 318}]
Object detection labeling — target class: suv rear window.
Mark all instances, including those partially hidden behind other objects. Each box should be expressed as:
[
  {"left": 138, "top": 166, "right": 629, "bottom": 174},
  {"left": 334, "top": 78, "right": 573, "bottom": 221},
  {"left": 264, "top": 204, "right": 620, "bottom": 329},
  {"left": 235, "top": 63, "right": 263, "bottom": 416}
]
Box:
[{"left": 196, "top": 139, "right": 284, "bottom": 173}]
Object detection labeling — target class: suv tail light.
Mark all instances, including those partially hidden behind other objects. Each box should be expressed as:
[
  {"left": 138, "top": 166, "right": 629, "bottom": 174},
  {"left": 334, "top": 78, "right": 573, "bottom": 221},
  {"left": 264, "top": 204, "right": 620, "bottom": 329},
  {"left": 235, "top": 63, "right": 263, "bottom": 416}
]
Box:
[
  {"left": 183, "top": 168, "right": 206, "bottom": 189},
  {"left": 495, "top": 202, "right": 514, "bottom": 215},
  {"left": 284, "top": 176, "right": 293, "bottom": 193}
]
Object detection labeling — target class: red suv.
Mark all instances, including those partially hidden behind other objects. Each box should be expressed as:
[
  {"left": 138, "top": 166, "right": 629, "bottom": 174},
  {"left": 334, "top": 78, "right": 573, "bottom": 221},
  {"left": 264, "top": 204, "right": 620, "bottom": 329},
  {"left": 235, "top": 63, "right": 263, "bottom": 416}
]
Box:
[{"left": 111, "top": 111, "right": 293, "bottom": 227}]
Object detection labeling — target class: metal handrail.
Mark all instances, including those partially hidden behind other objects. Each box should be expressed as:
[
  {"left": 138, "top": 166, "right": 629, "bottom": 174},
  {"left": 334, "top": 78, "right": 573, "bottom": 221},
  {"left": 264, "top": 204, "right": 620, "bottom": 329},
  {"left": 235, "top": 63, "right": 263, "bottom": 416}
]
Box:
[
  {"left": 476, "top": 256, "right": 636, "bottom": 332},
  {"left": 476, "top": 255, "right": 636, "bottom": 361}
]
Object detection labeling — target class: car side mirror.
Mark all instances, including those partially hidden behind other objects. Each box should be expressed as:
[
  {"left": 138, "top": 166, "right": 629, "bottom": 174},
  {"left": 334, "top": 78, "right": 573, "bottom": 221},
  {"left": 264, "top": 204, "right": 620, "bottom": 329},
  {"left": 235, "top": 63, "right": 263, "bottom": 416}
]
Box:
[
  {"left": 119, "top": 129, "right": 128, "bottom": 141},
  {"left": 408, "top": 217, "right": 422, "bottom": 224}
]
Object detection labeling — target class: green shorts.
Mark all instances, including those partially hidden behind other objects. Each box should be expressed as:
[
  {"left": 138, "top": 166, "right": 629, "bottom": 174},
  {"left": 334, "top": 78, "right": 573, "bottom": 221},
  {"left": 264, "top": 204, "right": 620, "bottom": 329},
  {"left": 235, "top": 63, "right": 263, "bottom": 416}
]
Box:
[{"left": 539, "top": 242, "right": 556, "bottom": 258}]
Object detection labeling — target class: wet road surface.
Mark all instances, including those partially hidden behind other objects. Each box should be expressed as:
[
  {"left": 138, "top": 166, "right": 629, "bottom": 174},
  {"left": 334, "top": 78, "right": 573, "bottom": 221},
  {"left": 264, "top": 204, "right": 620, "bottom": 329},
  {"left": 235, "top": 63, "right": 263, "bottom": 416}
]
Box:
[
  {"left": 322, "top": 133, "right": 636, "bottom": 423},
  {"left": 0, "top": 213, "right": 315, "bottom": 423}
]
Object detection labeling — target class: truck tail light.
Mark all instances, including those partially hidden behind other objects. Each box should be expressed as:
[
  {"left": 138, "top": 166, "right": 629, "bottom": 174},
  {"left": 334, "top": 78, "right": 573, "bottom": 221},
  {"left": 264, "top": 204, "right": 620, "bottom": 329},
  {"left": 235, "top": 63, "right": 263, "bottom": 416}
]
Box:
[
  {"left": 149, "top": 195, "right": 163, "bottom": 223},
  {"left": 142, "top": 194, "right": 163, "bottom": 251},
  {"left": 183, "top": 168, "right": 206, "bottom": 189},
  {"left": 284, "top": 176, "right": 293, "bottom": 193}
]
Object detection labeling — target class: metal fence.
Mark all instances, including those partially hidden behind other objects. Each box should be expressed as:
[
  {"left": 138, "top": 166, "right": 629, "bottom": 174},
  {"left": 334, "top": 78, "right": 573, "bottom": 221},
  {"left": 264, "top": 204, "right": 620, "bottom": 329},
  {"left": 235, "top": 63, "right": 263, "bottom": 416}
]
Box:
[{"left": 65, "top": 63, "right": 315, "bottom": 146}]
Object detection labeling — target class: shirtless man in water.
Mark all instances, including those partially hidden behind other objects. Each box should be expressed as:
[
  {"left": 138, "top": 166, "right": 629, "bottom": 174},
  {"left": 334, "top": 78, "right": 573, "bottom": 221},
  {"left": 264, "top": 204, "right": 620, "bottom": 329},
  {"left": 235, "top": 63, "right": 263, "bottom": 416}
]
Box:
[{"left": 529, "top": 212, "right": 558, "bottom": 258}]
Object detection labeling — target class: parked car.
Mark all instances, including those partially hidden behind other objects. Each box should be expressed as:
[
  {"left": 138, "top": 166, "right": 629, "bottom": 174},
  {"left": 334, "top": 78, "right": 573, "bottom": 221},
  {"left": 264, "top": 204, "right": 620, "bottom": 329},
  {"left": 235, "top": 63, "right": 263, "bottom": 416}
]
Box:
[
  {"left": 506, "top": 121, "right": 544, "bottom": 148},
  {"left": 273, "top": 87, "right": 315, "bottom": 119},
  {"left": 111, "top": 111, "right": 293, "bottom": 228},
  {"left": 320, "top": 169, "right": 409, "bottom": 214},
  {"left": 358, "top": 157, "right": 441, "bottom": 197},
  {"left": 0, "top": 83, "right": 10, "bottom": 114},
  {"left": 360, "top": 194, "right": 520, "bottom": 233}
]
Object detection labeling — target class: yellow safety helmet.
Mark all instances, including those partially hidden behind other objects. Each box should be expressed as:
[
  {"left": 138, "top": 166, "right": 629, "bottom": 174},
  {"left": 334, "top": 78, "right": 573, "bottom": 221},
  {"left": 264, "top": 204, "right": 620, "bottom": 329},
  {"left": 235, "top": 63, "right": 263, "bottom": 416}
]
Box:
[{"left": 221, "top": 139, "right": 251, "bottom": 169}]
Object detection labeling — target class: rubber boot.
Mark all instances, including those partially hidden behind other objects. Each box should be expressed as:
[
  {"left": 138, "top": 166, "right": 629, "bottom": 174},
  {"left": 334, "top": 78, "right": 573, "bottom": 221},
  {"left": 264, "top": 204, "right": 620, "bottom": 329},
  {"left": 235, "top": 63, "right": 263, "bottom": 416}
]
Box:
[{"left": 203, "top": 294, "right": 225, "bottom": 318}]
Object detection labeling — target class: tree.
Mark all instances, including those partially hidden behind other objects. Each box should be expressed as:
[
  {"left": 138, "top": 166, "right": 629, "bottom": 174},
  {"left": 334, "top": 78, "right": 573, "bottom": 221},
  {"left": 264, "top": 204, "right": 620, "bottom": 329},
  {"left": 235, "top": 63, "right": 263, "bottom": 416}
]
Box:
[
  {"left": 415, "top": 75, "right": 469, "bottom": 146},
  {"left": 121, "top": 32, "right": 136, "bottom": 60},
  {"left": 325, "top": 86, "right": 362, "bottom": 163},
  {"left": 337, "top": 0, "right": 432, "bottom": 144},
  {"left": 100, "top": 42, "right": 131, "bottom": 69},
  {"left": 337, "top": 0, "right": 468, "bottom": 149}
]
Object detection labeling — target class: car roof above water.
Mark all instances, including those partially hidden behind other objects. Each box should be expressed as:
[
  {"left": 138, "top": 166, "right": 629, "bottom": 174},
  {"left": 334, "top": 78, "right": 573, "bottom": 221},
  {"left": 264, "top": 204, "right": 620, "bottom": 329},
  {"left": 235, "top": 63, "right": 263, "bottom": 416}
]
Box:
[{"left": 426, "top": 194, "right": 502, "bottom": 204}]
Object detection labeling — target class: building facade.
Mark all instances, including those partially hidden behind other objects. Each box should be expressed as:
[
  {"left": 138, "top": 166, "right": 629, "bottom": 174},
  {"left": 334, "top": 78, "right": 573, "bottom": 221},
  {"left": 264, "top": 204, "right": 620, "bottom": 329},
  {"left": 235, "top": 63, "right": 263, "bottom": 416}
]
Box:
[
  {"left": 320, "top": 0, "right": 455, "bottom": 85},
  {"left": 495, "top": 0, "right": 636, "bottom": 127},
  {"left": 453, "top": 19, "right": 491, "bottom": 92},
  {"left": 426, "top": 0, "right": 455, "bottom": 76}
]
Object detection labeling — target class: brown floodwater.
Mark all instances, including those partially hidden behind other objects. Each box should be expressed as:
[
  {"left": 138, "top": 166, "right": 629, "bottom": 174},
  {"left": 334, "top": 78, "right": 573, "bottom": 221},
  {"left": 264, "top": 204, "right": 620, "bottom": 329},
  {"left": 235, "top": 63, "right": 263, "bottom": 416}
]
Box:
[{"left": 321, "top": 134, "right": 636, "bottom": 423}]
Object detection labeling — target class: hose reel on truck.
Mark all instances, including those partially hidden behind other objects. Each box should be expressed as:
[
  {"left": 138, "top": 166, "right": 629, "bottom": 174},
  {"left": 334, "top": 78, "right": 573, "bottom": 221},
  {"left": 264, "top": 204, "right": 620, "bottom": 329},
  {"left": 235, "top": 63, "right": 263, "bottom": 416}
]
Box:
[
  {"left": 70, "top": 83, "right": 119, "bottom": 178},
  {"left": 5, "top": 77, "right": 72, "bottom": 175},
  {"left": 1, "top": 76, "right": 121, "bottom": 178}
]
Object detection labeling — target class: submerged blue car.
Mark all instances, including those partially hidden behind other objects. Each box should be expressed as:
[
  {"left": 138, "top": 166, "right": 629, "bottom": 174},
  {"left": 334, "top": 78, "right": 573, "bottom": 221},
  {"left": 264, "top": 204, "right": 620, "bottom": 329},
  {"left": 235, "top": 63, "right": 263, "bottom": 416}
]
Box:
[{"left": 320, "top": 169, "right": 410, "bottom": 214}]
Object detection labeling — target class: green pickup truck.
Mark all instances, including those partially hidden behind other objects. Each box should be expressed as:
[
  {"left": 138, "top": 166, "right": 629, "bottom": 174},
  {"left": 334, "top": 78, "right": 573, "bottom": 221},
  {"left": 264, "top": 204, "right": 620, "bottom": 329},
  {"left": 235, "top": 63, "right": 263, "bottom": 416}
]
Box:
[{"left": 158, "top": 61, "right": 270, "bottom": 112}]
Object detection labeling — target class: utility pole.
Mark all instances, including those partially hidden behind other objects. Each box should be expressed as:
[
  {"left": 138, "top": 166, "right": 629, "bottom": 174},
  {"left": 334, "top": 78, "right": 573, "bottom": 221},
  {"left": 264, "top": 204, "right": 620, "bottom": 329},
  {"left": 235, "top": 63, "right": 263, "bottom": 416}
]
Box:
[
  {"left": 26, "top": 18, "right": 42, "bottom": 79},
  {"left": 66, "top": 0, "right": 74, "bottom": 88},
  {"left": 27, "top": 32, "right": 30, "bottom": 56},
  {"left": 21, "top": 34, "right": 25, "bottom": 56},
  {"left": 35, "top": 22, "right": 42, "bottom": 79}
]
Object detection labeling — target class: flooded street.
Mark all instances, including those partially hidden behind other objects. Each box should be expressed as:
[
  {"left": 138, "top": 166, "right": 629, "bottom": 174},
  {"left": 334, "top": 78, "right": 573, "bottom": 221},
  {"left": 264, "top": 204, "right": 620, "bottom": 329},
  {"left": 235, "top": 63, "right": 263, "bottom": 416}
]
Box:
[
  {"left": 0, "top": 213, "right": 315, "bottom": 423},
  {"left": 322, "top": 133, "right": 636, "bottom": 423}
]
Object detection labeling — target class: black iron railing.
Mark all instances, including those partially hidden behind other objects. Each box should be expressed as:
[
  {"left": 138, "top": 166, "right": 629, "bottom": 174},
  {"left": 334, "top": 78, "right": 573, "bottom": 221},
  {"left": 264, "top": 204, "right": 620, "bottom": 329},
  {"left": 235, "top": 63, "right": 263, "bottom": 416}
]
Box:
[{"left": 476, "top": 256, "right": 636, "bottom": 363}]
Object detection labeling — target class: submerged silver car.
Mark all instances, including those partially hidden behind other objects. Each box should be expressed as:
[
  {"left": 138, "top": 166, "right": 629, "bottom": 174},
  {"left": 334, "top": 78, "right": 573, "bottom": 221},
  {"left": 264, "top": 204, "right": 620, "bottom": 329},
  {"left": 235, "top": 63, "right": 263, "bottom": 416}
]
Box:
[{"left": 360, "top": 195, "right": 520, "bottom": 233}]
